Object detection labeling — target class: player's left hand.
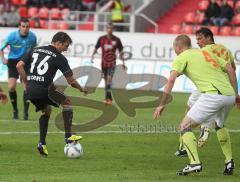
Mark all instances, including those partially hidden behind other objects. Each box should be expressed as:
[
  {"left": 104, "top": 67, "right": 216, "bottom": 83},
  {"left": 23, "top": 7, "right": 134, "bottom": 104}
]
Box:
[
  {"left": 0, "top": 92, "right": 8, "bottom": 104},
  {"left": 153, "top": 105, "right": 165, "bottom": 119}
]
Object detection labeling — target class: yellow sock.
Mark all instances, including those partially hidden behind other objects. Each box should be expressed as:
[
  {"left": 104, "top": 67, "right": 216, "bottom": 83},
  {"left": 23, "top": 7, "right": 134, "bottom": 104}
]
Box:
[
  {"left": 182, "top": 132, "right": 200, "bottom": 164},
  {"left": 217, "top": 127, "right": 232, "bottom": 163},
  {"left": 178, "top": 134, "right": 185, "bottom": 151}
]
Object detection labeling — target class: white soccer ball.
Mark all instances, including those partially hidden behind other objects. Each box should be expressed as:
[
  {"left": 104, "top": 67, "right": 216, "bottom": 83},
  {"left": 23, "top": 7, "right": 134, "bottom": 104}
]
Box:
[{"left": 64, "top": 142, "right": 83, "bottom": 158}]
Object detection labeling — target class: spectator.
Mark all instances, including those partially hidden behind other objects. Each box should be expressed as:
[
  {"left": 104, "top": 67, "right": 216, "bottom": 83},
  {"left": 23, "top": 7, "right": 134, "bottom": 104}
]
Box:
[
  {"left": 26, "top": 0, "right": 40, "bottom": 7},
  {"left": 213, "top": 0, "right": 235, "bottom": 26},
  {"left": 67, "top": 0, "right": 83, "bottom": 11},
  {"left": 202, "top": 0, "right": 220, "bottom": 25},
  {"left": 110, "top": 0, "right": 130, "bottom": 32},
  {"left": 82, "top": 0, "right": 96, "bottom": 11},
  {"left": 0, "top": 4, "right": 6, "bottom": 26},
  {"left": 5, "top": 6, "right": 20, "bottom": 27}
]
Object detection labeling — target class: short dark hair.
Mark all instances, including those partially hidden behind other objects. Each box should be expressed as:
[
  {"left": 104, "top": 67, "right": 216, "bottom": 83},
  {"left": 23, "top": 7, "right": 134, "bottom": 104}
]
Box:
[
  {"left": 51, "top": 32, "right": 72, "bottom": 44},
  {"left": 107, "top": 22, "right": 113, "bottom": 27},
  {"left": 195, "top": 27, "right": 214, "bottom": 42},
  {"left": 19, "top": 18, "right": 29, "bottom": 25}
]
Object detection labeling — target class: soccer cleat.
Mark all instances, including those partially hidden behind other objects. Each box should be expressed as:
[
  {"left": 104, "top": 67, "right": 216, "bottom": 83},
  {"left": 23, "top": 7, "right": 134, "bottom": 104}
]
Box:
[
  {"left": 67, "top": 135, "right": 83, "bottom": 143},
  {"left": 174, "top": 149, "right": 187, "bottom": 157},
  {"left": 13, "top": 111, "right": 19, "bottom": 120},
  {"left": 223, "top": 159, "right": 234, "bottom": 175},
  {"left": 176, "top": 163, "right": 202, "bottom": 176},
  {"left": 37, "top": 143, "right": 48, "bottom": 156},
  {"left": 198, "top": 126, "right": 210, "bottom": 147}
]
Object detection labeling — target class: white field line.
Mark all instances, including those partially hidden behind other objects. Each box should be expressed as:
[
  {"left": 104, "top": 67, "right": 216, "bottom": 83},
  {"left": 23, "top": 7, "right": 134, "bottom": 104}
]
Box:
[
  {"left": 0, "top": 130, "right": 240, "bottom": 135},
  {"left": 1, "top": 119, "right": 240, "bottom": 134}
]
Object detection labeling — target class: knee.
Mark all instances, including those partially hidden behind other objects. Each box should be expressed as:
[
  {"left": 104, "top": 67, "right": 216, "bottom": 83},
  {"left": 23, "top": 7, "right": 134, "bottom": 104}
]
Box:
[{"left": 43, "top": 106, "right": 52, "bottom": 117}]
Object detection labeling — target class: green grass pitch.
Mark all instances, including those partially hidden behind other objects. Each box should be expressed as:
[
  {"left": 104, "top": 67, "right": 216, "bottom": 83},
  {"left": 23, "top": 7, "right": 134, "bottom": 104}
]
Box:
[{"left": 0, "top": 83, "right": 239, "bottom": 181}]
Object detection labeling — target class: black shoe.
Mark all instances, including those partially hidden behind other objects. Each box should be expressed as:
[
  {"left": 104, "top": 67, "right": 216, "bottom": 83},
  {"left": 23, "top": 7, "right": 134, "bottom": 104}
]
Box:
[
  {"left": 13, "top": 111, "right": 19, "bottom": 119},
  {"left": 174, "top": 149, "right": 187, "bottom": 157},
  {"left": 176, "top": 163, "right": 202, "bottom": 176},
  {"left": 24, "top": 113, "right": 28, "bottom": 120},
  {"left": 223, "top": 159, "right": 234, "bottom": 175}
]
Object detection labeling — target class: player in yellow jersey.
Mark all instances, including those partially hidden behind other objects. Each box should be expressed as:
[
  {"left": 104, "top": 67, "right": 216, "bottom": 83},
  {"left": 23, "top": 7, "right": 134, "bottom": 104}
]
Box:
[
  {"left": 154, "top": 35, "right": 240, "bottom": 175},
  {"left": 175, "top": 27, "right": 236, "bottom": 157}
]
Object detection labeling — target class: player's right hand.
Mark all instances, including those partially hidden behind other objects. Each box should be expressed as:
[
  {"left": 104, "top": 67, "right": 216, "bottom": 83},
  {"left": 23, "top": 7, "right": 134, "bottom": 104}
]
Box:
[
  {"left": 2, "top": 58, "right": 8, "bottom": 65},
  {"left": 153, "top": 105, "right": 165, "bottom": 119},
  {"left": 0, "top": 92, "right": 8, "bottom": 104}
]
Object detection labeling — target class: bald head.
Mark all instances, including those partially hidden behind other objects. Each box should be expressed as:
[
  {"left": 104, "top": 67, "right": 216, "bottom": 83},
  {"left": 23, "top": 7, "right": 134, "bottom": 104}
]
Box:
[{"left": 173, "top": 35, "right": 192, "bottom": 55}]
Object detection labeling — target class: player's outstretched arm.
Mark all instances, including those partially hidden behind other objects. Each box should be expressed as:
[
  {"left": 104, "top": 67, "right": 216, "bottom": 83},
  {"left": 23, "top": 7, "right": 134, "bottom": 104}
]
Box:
[
  {"left": 65, "top": 75, "right": 88, "bottom": 95},
  {"left": 0, "top": 50, "right": 7, "bottom": 65},
  {"left": 16, "top": 60, "right": 27, "bottom": 88},
  {"left": 90, "top": 48, "right": 97, "bottom": 63},
  {"left": 0, "top": 87, "right": 8, "bottom": 104},
  {"left": 153, "top": 71, "right": 179, "bottom": 119}
]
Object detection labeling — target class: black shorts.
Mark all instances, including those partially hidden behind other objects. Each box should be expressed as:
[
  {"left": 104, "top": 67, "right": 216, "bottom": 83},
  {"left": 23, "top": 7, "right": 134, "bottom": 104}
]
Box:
[
  {"left": 102, "top": 66, "right": 115, "bottom": 78},
  {"left": 7, "top": 60, "right": 20, "bottom": 79},
  {"left": 28, "top": 86, "right": 67, "bottom": 112},
  {"left": 30, "top": 97, "right": 59, "bottom": 112}
]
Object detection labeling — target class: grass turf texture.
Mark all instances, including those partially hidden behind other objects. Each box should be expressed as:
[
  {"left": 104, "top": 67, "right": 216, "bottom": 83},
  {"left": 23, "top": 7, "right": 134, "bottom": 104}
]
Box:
[{"left": 0, "top": 83, "right": 239, "bottom": 181}]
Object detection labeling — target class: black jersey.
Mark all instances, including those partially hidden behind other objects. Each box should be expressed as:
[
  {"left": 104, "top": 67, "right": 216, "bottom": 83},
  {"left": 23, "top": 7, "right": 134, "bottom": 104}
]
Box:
[{"left": 22, "top": 45, "right": 72, "bottom": 99}]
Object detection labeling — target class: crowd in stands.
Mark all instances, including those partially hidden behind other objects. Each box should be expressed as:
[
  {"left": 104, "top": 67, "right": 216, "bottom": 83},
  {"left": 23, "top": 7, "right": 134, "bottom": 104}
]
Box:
[
  {"left": 0, "top": 0, "right": 106, "bottom": 28},
  {"left": 202, "top": 0, "right": 235, "bottom": 26},
  {"left": 178, "top": 0, "right": 240, "bottom": 36},
  {"left": 0, "top": 0, "right": 129, "bottom": 32}
]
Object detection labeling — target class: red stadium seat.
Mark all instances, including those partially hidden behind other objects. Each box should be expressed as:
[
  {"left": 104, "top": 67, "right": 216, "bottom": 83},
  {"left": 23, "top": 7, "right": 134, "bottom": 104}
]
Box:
[
  {"left": 61, "top": 8, "right": 70, "bottom": 19},
  {"left": 181, "top": 25, "right": 194, "bottom": 34},
  {"left": 227, "top": 0, "right": 234, "bottom": 8},
  {"left": 50, "top": 8, "right": 61, "bottom": 20},
  {"left": 58, "top": 22, "right": 69, "bottom": 30},
  {"left": 232, "top": 14, "right": 240, "bottom": 25},
  {"left": 219, "top": 26, "right": 231, "bottom": 36},
  {"left": 170, "top": 24, "right": 181, "bottom": 34},
  {"left": 216, "top": 0, "right": 221, "bottom": 6},
  {"left": 19, "top": 6, "right": 28, "bottom": 18},
  {"left": 29, "top": 19, "right": 38, "bottom": 28},
  {"left": 48, "top": 22, "right": 59, "bottom": 29},
  {"left": 184, "top": 12, "right": 195, "bottom": 24},
  {"left": 28, "top": 7, "right": 38, "bottom": 18},
  {"left": 39, "top": 20, "right": 48, "bottom": 29},
  {"left": 38, "top": 7, "right": 49, "bottom": 19},
  {"left": 232, "top": 27, "right": 240, "bottom": 36},
  {"left": 235, "top": 1, "right": 240, "bottom": 10},
  {"left": 196, "top": 12, "right": 205, "bottom": 24},
  {"left": 11, "top": 0, "right": 21, "bottom": 5},
  {"left": 208, "top": 26, "right": 219, "bottom": 35},
  {"left": 198, "top": 0, "right": 209, "bottom": 11}
]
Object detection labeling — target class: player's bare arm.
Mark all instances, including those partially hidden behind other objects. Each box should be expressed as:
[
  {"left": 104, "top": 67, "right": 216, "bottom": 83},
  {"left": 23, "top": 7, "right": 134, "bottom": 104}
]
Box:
[
  {"left": 90, "top": 48, "right": 97, "bottom": 63},
  {"left": 0, "top": 87, "right": 8, "bottom": 104},
  {"left": 153, "top": 70, "right": 179, "bottom": 119},
  {"left": 65, "top": 75, "right": 88, "bottom": 95},
  {"left": 0, "top": 50, "right": 7, "bottom": 65},
  {"left": 224, "top": 63, "right": 240, "bottom": 108}
]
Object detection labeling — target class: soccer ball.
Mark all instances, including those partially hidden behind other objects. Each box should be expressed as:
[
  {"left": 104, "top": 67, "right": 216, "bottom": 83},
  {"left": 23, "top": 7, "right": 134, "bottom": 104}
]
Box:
[{"left": 64, "top": 142, "right": 83, "bottom": 158}]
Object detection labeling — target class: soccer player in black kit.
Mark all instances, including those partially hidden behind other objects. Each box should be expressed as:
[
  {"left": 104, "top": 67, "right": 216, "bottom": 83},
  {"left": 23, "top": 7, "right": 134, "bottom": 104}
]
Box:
[
  {"left": 91, "top": 22, "right": 126, "bottom": 105},
  {"left": 17, "top": 32, "right": 87, "bottom": 156}
]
